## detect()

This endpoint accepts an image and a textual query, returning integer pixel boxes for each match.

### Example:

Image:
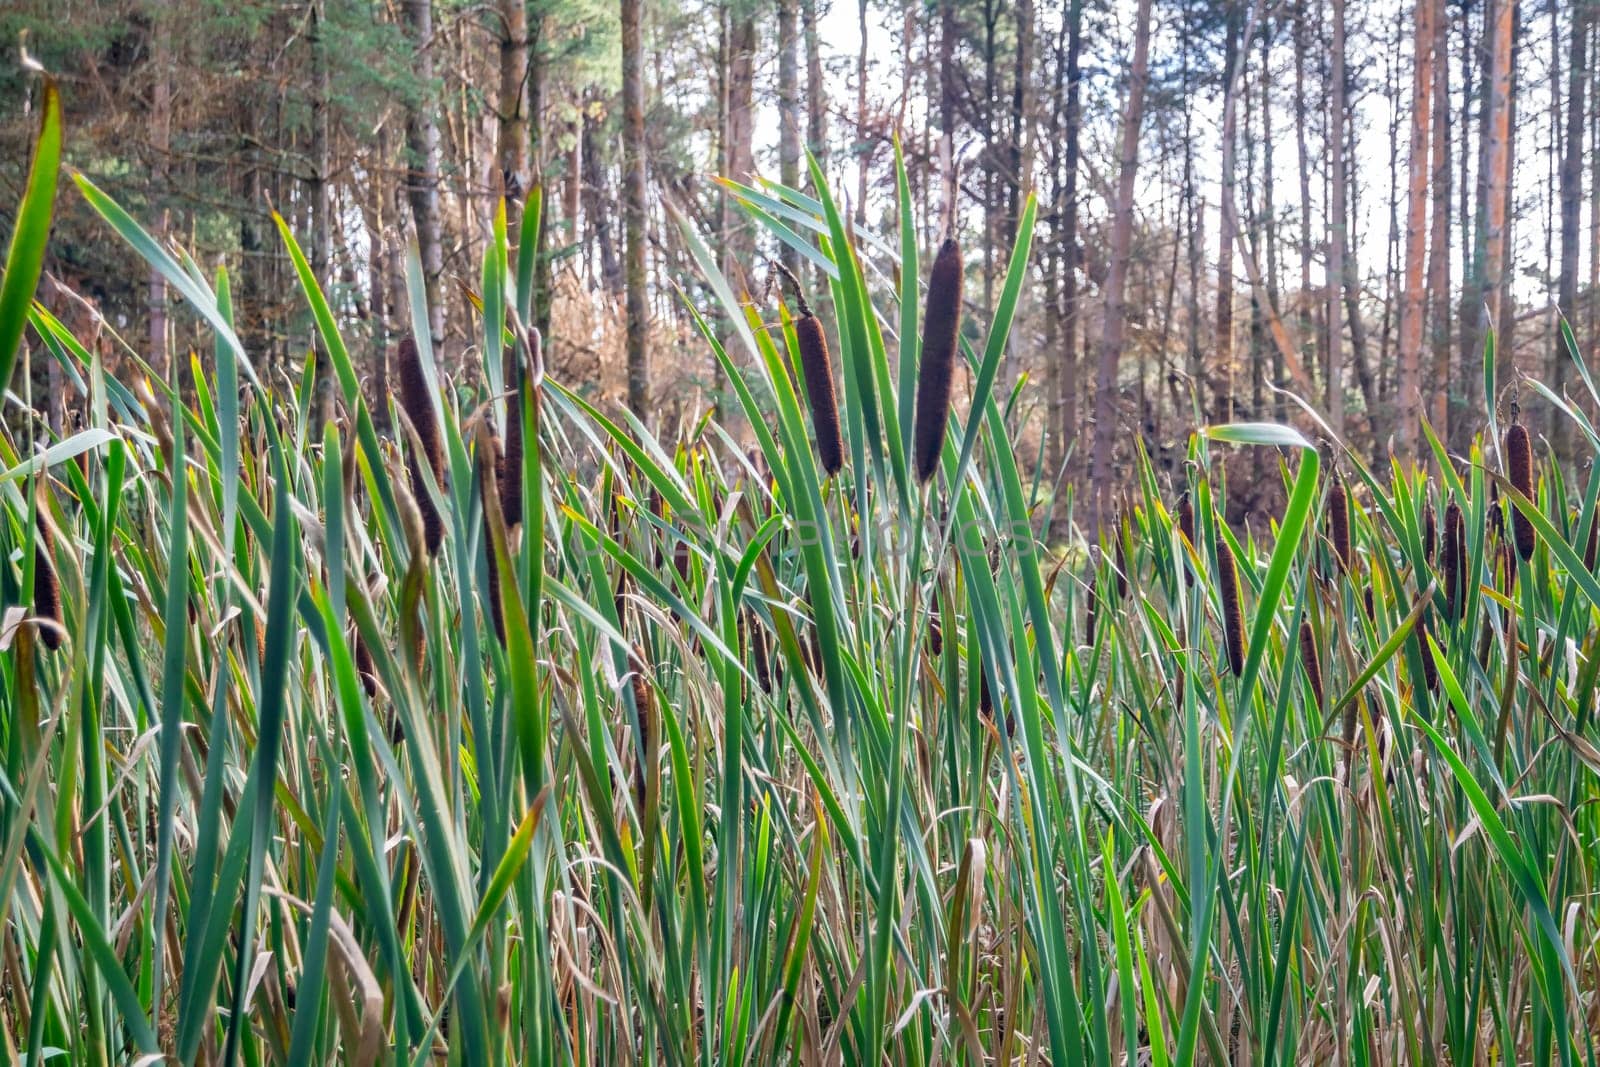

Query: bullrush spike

[395,333,446,555]
[1585,512,1599,572]
[33,513,62,651]
[477,430,507,644]
[773,261,843,477]
[1328,479,1352,576]
[1299,619,1324,709]
[1113,505,1129,602]
[1216,533,1245,676]
[1443,500,1466,622]
[794,307,844,477]
[354,630,379,699]
[1177,492,1196,586]
[629,649,656,812]
[1505,422,1536,560]
[1417,612,1439,693]
[500,330,532,527]
[913,236,963,484]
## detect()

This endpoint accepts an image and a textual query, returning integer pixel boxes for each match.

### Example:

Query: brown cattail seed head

[33,514,62,651]
[1216,534,1245,676]
[1177,492,1196,585]
[1443,500,1466,622]
[500,332,529,527]
[1505,422,1536,560]
[629,649,656,811]
[396,334,446,555]
[355,630,379,699]
[1328,480,1352,576]
[1113,511,1129,602]
[746,613,773,693]
[794,311,844,477]
[1585,513,1599,573]
[912,237,963,484]
[1084,569,1100,643]
[1417,612,1439,693]
[477,432,507,644]
[1299,619,1324,709]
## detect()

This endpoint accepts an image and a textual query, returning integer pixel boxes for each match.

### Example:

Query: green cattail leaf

[0,78,61,396]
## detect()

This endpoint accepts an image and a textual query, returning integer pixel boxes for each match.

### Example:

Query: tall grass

[3,91,1600,1065]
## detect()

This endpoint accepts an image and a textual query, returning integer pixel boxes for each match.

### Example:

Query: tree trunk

[583,103,622,294]
[1481,0,1514,406]
[402,0,445,354]
[1396,0,1434,456]
[803,0,827,164]
[622,0,650,416]
[1058,0,1083,473]
[939,0,958,222]
[1557,1,1592,452]
[1327,0,1349,435]
[496,0,529,232]
[778,0,803,279]
[856,0,871,224]
[726,14,756,289]
[1088,0,1153,531]
[148,3,171,377]
[1216,6,1240,427]
[1427,0,1452,440]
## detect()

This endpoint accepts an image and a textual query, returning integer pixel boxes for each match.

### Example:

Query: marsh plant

[4,83,1600,1066]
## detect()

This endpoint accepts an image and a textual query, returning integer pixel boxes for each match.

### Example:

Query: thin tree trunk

[583,103,622,294]
[1397,0,1434,455]
[1058,0,1083,473]
[495,0,529,234]
[778,0,802,280]
[403,0,445,353]
[1482,0,1514,404]
[149,4,171,377]
[1216,6,1240,426]
[726,14,756,289]
[1556,0,1592,453]
[939,0,958,222]
[622,0,650,415]
[1088,0,1153,531]
[1427,0,1452,440]
[1326,0,1349,434]
[855,0,870,225]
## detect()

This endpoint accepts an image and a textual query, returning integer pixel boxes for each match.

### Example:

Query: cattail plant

[1505,422,1536,560]
[1422,501,1436,565]
[1328,479,1352,576]
[354,629,379,699]
[1584,513,1599,573]
[1176,492,1196,586]
[477,430,507,644]
[775,262,843,477]
[629,648,657,813]
[32,511,62,651]
[1113,503,1129,602]
[1216,532,1245,676]
[1443,500,1466,622]
[1417,612,1439,693]
[1299,619,1324,709]
[500,331,531,527]
[395,333,447,555]
[1083,565,1100,644]
[912,236,963,484]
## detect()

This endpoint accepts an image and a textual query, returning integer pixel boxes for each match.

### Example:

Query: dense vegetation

[6,78,1600,1065]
